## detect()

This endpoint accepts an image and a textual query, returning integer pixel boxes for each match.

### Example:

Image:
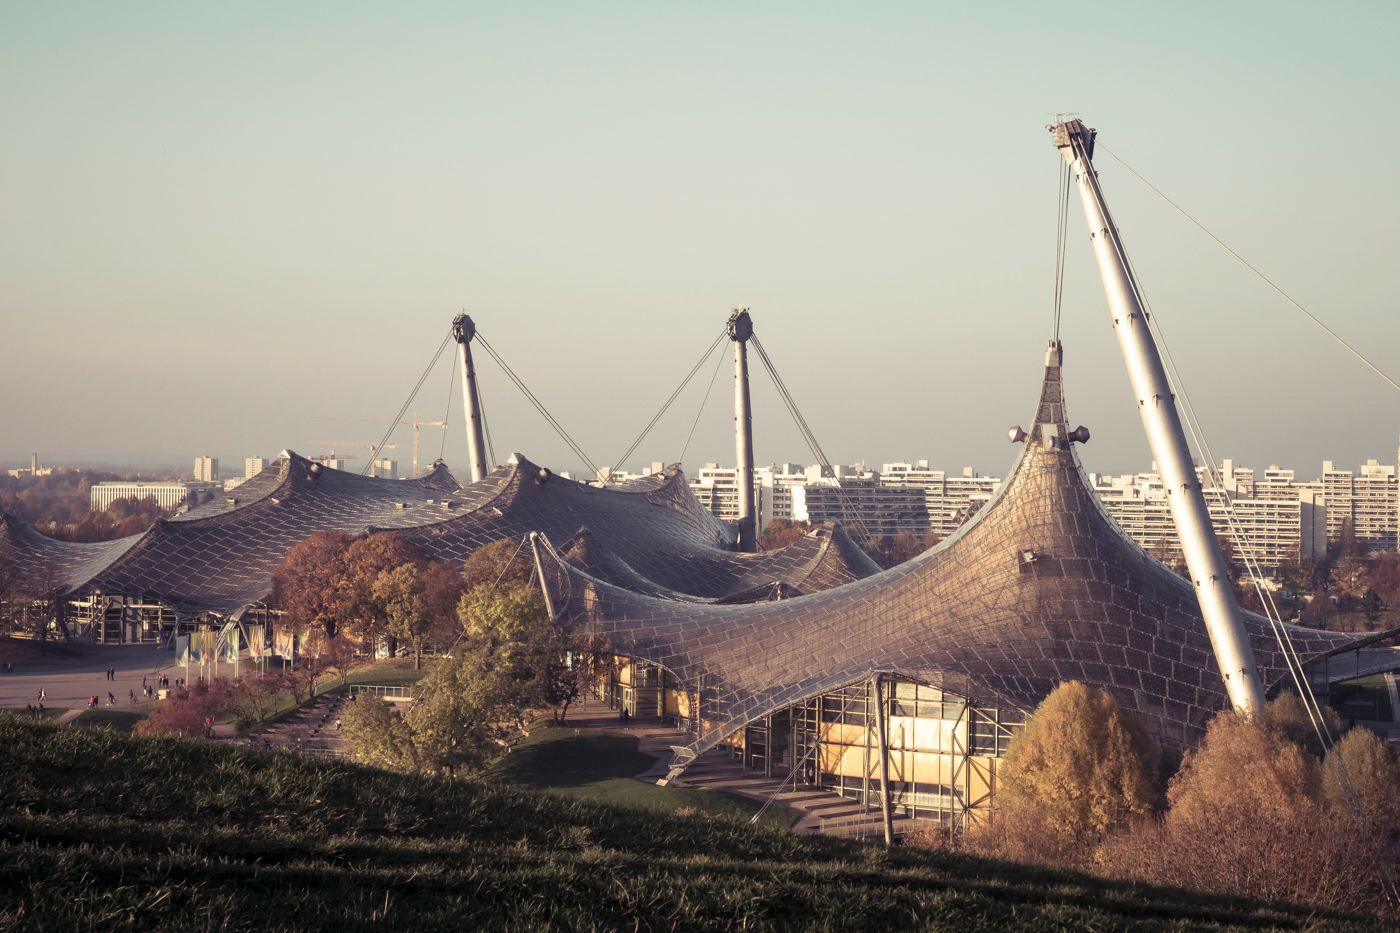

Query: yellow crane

[314,415,448,476]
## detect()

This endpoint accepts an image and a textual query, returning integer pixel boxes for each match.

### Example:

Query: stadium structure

[2,118,1394,832]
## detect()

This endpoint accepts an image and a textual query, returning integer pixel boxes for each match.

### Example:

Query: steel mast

[728,309,758,552]
[451,313,491,484]
[1050,119,1264,715]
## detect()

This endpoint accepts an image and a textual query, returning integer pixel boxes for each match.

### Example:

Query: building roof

[1,451,880,618]
[540,341,1370,763]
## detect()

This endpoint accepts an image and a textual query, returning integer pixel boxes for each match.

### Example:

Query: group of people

[21,702,45,717]
[102,667,118,681]
[86,693,115,709]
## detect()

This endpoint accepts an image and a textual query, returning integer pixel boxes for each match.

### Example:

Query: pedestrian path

[233,692,351,756]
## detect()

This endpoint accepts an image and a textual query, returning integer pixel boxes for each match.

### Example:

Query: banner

[188,630,208,664]
[299,628,320,659]
[274,629,296,659]
[246,624,266,660]
[220,624,240,663]
[175,635,190,665]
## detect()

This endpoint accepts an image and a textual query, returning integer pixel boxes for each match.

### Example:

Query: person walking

[37,688,46,702]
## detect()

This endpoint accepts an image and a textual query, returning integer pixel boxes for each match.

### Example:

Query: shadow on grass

[72,709,145,732]
[486,724,798,829]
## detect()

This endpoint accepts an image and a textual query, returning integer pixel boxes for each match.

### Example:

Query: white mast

[452,313,490,483]
[1051,119,1265,715]
[729,308,757,552]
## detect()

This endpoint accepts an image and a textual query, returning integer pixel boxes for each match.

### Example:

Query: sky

[3,2,1398,481]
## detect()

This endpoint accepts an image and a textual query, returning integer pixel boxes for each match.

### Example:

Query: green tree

[373,563,431,670]
[342,695,419,771]
[980,681,1158,867]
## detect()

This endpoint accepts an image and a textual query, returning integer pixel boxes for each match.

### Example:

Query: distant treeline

[0,470,170,542]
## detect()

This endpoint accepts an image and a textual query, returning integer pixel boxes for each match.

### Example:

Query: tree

[1323,727,1400,839]
[461,537,533,590]
[340,533,423,650]
[758,518,808,551]
[1102,700,1382,916]
[342,695,419,772]
[341,580,558,776]
[976,681,1159,868]
[374,563,432,670]
[270,531,356,638]
[135,679,229,738]
[1369,552,1400,607]
[421,559,466,653]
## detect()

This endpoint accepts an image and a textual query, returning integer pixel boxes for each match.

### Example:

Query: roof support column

[873,674,895,848]
[452,314,490,484]
[1052,119,1264,715]
[729,309,757,552]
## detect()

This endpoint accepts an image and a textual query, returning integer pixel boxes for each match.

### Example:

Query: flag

[220,624,240,662]
[299,628,320,659]
[274,629,296,659]
[175,635,190,665]
[246,624,266,660]
[188,630,206,664]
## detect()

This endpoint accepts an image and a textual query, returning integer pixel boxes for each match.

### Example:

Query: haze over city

[4,3,1397,478]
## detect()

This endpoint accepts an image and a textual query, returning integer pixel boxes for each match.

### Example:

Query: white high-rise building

[244,457,267,479]
[1321,456,1398,549]
[193,457,219,482]
[372,459,399,480]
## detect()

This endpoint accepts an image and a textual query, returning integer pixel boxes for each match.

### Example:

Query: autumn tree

[1102,699,1383,917]
[421,559,467,656]
[270,531,356,638]
[757,518,808,551]
[1323,726,1400,839]
[340,533,423,651]
[976,681,1159,868]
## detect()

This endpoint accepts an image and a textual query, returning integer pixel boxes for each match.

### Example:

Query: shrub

[973,681,1158,868]
[1101,698,1388,918]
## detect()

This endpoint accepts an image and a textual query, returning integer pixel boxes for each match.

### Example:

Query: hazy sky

[3,2,1398,480]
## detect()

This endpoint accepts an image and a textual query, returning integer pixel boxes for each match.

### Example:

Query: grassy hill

[0,714,1378,931]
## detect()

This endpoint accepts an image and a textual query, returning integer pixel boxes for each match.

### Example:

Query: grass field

[0,714,1376,931]
[487,724,797,828]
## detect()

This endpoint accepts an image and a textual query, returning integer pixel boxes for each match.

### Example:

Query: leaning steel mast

[1050,119,1265,715]
[452,313,491,484]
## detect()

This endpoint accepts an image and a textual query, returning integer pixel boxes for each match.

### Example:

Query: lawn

[487,724,798,828]
[0,714,1375,931]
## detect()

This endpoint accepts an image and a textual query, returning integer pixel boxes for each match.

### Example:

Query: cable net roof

[539,342,1370,762]
[1,452,880,618]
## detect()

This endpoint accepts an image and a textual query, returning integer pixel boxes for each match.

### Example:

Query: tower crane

[314,416,448,476]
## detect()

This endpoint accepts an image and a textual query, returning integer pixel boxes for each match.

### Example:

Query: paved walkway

[564,698,911,838]
[226,691,352,756]
[0,642,188,714]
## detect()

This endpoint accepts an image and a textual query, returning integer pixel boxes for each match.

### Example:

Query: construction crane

[314,415,448,476]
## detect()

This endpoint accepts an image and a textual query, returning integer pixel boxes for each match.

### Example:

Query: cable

[474,332,602,481]
[608,328,727,481]
[362,333,453,476]
[1052,160,1070,341]
[1099,143,1400,396]
[438,350,454,463]
[679,338,730,467]
[750,333,871,542]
